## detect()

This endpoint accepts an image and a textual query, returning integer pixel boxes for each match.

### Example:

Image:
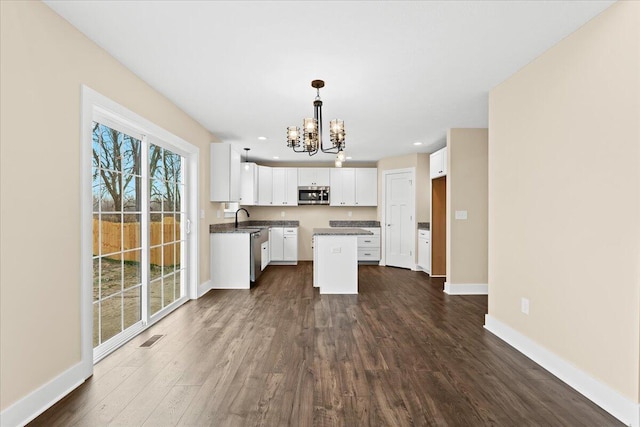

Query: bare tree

[93,122,180,222]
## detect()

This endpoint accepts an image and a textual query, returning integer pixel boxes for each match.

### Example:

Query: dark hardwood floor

[31,263,622,426]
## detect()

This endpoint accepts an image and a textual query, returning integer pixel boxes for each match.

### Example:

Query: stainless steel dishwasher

[250,229,269,282]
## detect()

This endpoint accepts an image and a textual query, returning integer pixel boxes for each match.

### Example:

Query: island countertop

[313,228,373,236]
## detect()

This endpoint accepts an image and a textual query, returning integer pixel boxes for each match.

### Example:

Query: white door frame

[380,167,416,269]
[81,86,200,376]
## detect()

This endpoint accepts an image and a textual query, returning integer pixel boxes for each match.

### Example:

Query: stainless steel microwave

[298,186,330,205]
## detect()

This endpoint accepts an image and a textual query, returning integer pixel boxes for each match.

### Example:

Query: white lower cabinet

[210,233,251,289]
[261,240,270,270]
[357,227,380,262]
[269,227,298,264]
[418,229,431,273]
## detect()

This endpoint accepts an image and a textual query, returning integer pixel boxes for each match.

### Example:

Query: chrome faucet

[235,208,250,228]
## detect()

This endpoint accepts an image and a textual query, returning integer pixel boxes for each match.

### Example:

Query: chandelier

[286,80,346,165]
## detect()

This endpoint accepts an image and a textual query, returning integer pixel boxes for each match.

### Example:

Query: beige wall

[489,0,639,401]
[446,129,488,284]
[0,1,220,410]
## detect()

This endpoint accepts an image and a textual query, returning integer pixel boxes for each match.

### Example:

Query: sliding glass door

[92,120,188,359]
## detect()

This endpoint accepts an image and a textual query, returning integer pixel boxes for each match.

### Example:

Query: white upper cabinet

[239,162,258,206]
[272,167,298,206]
[210,143,240,202]
[355,168,378,206]
[258,165,273,205]
[331,167,377,206]
[298,168,330,187]
[430,147,447,179]
[330,168,356,206]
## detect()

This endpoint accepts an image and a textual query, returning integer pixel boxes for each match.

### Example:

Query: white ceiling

[45,0,614,164]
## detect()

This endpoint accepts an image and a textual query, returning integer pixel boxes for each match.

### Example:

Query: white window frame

[81,85,200,376]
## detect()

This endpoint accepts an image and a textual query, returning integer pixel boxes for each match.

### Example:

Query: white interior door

[384,170,415,269]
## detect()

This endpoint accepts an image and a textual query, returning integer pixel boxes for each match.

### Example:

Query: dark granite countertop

[242,220,299,227]
[417,222,430,230]
[210,220,299,233]
[209,227,262,234]
[329,220,380,228]
[313,228,374,236]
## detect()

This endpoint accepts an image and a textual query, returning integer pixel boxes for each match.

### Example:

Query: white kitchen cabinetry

[270,227,298,264]
[258,166,273,205]
[358,227,380,262]
[272,168,298,206]
[418,229,431,273]
[261,240,270,270]
[355,168,378,206]
[269,227,283,260]
[330,168,356,206]
[239,162,258,206]
[298,168,330,187]
[210,143,241,202]
[330,168,377,206]
[430,147,447,179]
[210,233,251,288]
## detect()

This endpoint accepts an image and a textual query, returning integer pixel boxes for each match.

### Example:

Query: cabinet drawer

[361,227,380,235]
[358,248,380,261]
[284,228,297,235]
[418,230,430,239]
[358,235,380,248]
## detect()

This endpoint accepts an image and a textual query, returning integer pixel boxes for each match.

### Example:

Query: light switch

[348,211,352,217]
[455,210,468,220]
[281,211,285,218]
[216,209,221,219]
[200,209,205,219]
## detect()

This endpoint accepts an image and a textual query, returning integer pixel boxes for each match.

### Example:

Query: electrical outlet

[455,210,468,220]
[348,211,352,217]
[281,211,285,218]
[216,209,221,219]
[200,209,205,219]
[521,297,530,315]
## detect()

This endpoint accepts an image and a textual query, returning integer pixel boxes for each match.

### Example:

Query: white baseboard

[197,279,212,298]
[444,282,488,295]
[210,283,250,289]
[0,362,86,427]
[484,315,639,427]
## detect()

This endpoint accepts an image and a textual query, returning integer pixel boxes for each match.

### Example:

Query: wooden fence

[93,218,180,266]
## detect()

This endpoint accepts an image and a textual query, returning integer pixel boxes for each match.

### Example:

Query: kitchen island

[313,228,373,294]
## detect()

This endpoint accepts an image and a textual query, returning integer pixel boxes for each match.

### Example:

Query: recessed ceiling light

[258,136,267,140]
[413,141,423,146]
[272,156,279,159]
[346,156,353,160]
